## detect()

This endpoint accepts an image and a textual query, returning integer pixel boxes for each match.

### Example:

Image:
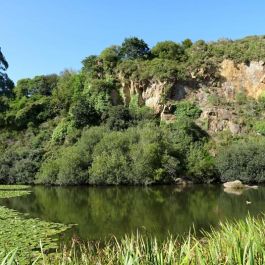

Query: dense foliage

[1,36,265,185]
[217,140,265,183]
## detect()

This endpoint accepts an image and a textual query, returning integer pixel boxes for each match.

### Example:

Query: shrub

[254,120,265,135]
[151,41,185,61]
[235,91,248,105]
[186,144,216,183]
[102,105,131,131]
[36,126,107,185]
[70,97,100,128]
[0,146,43,184]
[51,118,74,144]
[89,150,130,185]
[120,37,150,60]
[89,131,132,184]
[217,141,265,183]
[56,145,89,185]
[36,158,59,185]
[174,100,202,119]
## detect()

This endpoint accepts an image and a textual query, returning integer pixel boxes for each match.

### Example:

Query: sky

[1,0,265,83]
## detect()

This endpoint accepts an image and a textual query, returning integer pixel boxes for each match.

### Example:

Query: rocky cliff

[220,59,265,99]
[118,59,265,134]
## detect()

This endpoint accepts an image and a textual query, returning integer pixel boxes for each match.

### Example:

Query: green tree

[120,37,150,60]
[186,144,216,183]
[151,41,184,61]
[53,71,84,111]
[102,105,131,131]
[100,45,121,73]
[89,131,132,184]
[174,100,202,119]
[217,141,265,183]
[70,97,100,128]
[81,55,104,78]
[182,38,193,49]
[0,48,14,97]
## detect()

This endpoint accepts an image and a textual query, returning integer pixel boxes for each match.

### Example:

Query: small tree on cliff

[120,37,151,60]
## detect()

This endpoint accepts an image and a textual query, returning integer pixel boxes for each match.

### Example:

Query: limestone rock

[174,178,192,186]
[220,59,265,99]
[223,180,258,189]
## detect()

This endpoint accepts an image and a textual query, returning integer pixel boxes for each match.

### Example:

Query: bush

[70,97,100,128]
[51,118,74,144]
[254,120,265,135]
[174,100,202,119]
[186,144,216,183]
[36,126,107,185]
[217,141,265,183]
[151,41,185,61]
[120,37,150,60]
[102,105,131,131]
[56,145,89,185]
[0,146,43,184]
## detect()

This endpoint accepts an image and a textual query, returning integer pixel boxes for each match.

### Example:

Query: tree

[0,48,8,71]
[217,141,265,183]
[102,105,131,131]
[53,71,84,110]
[100,45,121,70]
[70,97,100,128]
[0,48,14,97]
[151,41,185,61]
[81,55,104,78]
[100,45,120,61]
[182,39,193,49]
[14,75,58,98]
[120,37,150,60]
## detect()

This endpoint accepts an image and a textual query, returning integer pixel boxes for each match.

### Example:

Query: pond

[0,185,265,242]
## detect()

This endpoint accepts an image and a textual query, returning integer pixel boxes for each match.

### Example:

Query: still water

[1,185,265,241]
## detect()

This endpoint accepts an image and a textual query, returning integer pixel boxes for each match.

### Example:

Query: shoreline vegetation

[1,36,265,186]
[36,216,265,264]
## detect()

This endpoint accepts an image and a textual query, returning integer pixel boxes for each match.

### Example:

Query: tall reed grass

[2,215,265,264]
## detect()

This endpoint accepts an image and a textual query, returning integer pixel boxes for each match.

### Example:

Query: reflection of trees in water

[2,185,265,241]
[217,188,265,221]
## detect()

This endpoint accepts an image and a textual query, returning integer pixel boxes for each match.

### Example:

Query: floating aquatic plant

[0,187,70,264]
[0,185,31,190]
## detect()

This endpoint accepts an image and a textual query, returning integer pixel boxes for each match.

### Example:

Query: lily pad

[0,189,70,264]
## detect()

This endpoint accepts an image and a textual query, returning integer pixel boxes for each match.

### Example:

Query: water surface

[1,185,265,242]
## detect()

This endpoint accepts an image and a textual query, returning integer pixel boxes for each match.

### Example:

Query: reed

[3,215,265,264]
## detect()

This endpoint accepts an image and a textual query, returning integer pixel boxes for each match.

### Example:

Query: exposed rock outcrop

[118,59,265,134]
[223,180,258,189]
[220,59,265,99]
[119,74,189,114]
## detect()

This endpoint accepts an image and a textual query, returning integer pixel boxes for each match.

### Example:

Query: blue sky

[1,0,265,83]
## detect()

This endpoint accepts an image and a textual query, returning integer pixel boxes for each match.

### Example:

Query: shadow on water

[1,185,265,242]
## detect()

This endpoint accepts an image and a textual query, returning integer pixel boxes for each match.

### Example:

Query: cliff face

[119,77,189,113]
[220,59,265,99]
[118,59,265,135]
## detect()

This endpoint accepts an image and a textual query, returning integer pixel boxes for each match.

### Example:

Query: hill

[1,36,265,185]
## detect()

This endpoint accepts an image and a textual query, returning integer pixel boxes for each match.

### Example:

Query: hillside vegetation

[1,36,265,185]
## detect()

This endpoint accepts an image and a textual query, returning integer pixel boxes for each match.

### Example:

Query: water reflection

[0,185,265,241]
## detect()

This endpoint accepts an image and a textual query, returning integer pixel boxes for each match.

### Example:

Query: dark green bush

[102,105,132,131]
[174,100,202,119]
[217,141,265,183]
[0,146,43,184]
[70,97,100,128]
